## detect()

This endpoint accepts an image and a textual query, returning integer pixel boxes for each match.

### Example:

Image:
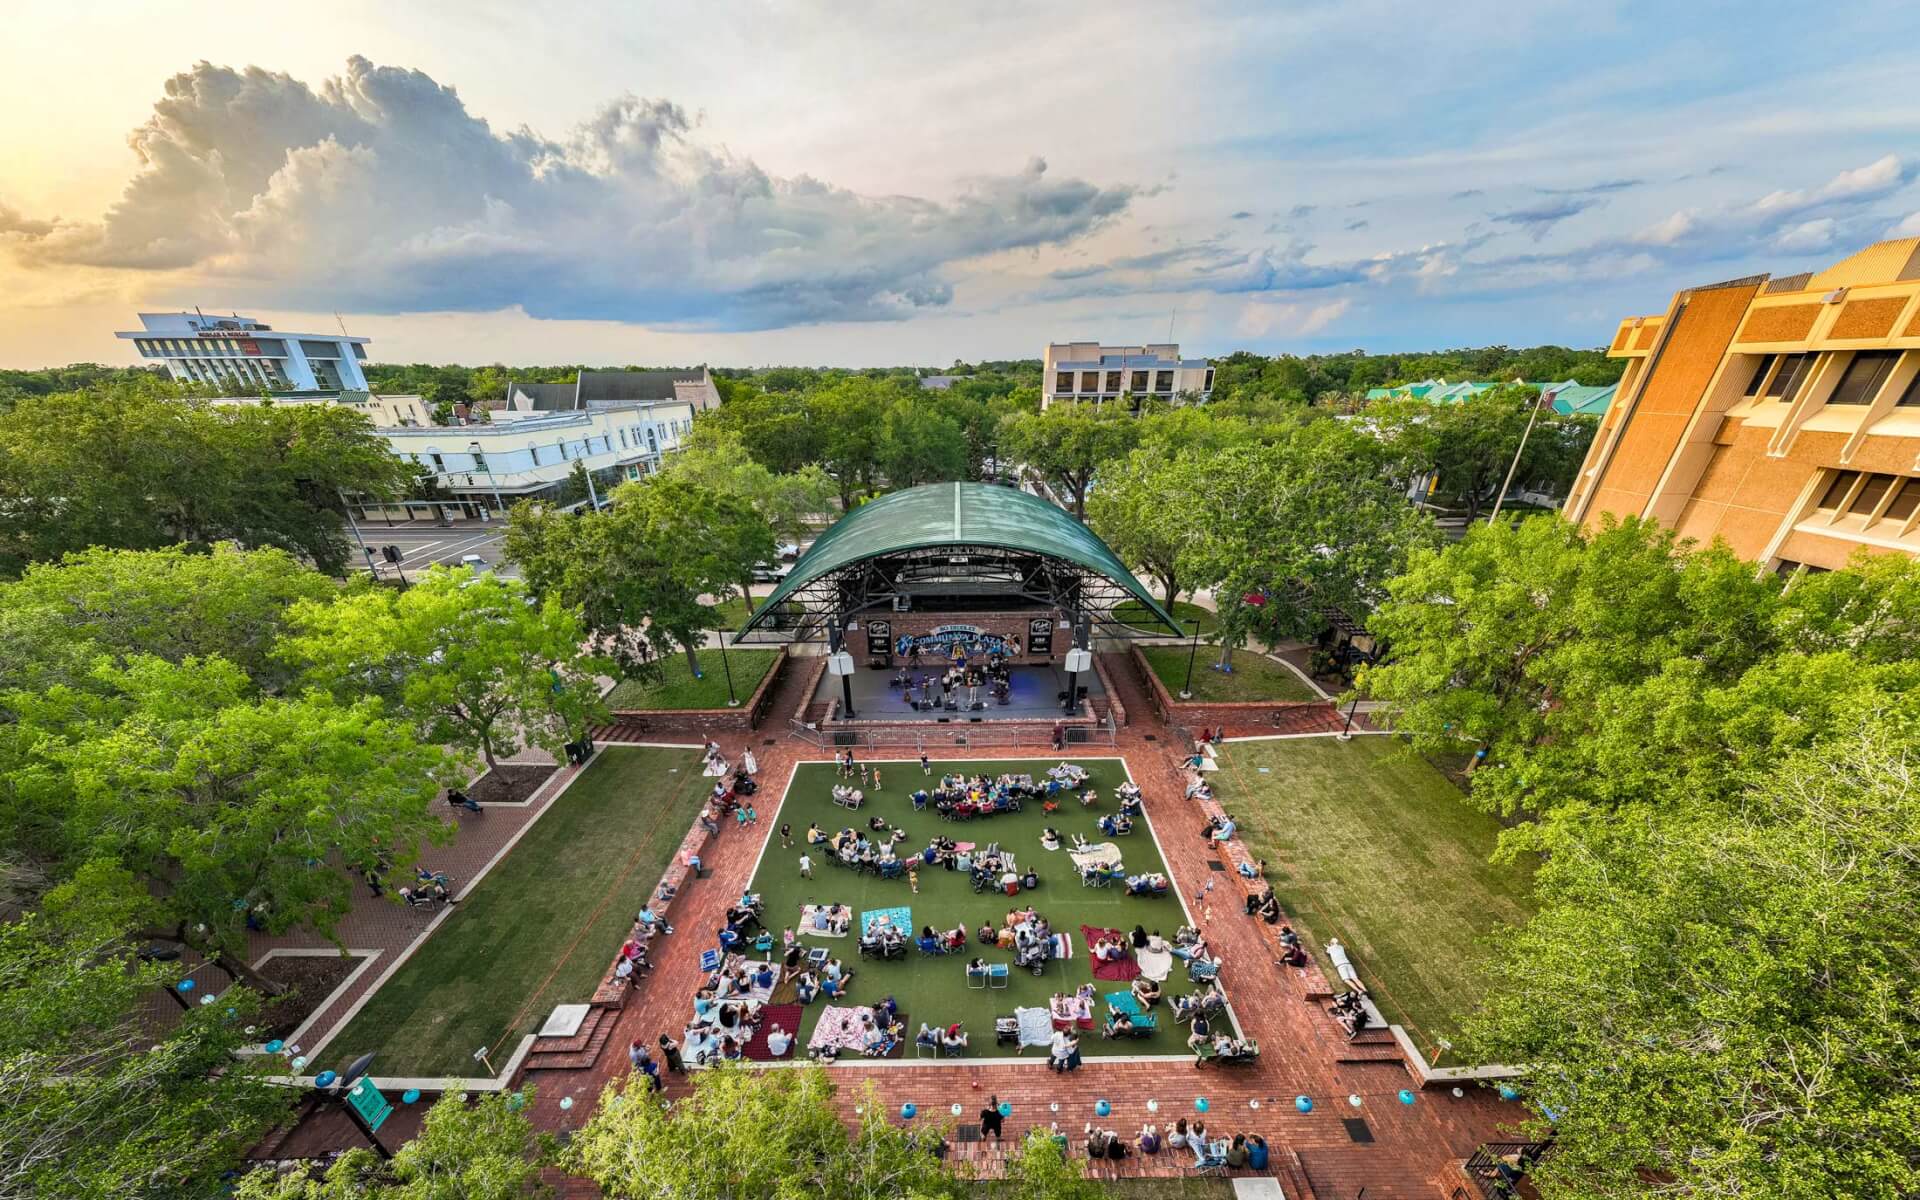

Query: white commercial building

[1040,342,1213,410]
[117,311,370,392]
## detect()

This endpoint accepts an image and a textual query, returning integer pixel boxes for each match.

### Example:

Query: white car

[459,554,489,570]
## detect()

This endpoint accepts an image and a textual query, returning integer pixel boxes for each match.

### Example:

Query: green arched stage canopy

[737,482,1181,640]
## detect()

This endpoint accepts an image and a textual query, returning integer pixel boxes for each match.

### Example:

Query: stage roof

[740,482,1180,635]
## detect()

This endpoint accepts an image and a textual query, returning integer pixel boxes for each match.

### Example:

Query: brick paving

[255,654,1522,1196]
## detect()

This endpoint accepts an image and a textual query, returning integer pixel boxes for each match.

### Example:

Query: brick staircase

[523,1003,623,1072]
[1335,1024,1406,1064]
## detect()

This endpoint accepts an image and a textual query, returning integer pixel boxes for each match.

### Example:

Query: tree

[877,397,966,488]
[281,568,610,781]
[507,477,766,677]
[0,545,336,693]
[995,407,1142,519]
[1462,728,1920,1200]
[987,1131,1106,1200]
[235,1089,551,1200]
[0,881,289,1200]
[809,378,893,508]
[1180,422,1438,657]
[1086,449,1203,613]
[663,428,834,568]
[0,382,409,577]
[566,1067,963,1200]
[17,657,452,992]
[1369,386,1593,519]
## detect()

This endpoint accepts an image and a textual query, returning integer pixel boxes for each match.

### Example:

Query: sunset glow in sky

[4,1,1919,368]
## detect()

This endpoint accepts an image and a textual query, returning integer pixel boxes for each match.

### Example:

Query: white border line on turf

[744,753,1240,1061]
[247,947,382,1053]
[1222,729,1394,743]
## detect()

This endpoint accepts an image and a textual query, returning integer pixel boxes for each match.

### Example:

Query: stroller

[1014,938,1052,976]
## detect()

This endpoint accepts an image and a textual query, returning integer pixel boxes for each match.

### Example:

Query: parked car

[750,561,794,583]
[459,554,489,570]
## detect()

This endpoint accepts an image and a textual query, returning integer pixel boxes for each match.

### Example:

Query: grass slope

[1138,646,1318,704]
[320,747,708,1077]
[745,759,1195,1058]
[1207,737,1534,1052]
[604,649,779,710]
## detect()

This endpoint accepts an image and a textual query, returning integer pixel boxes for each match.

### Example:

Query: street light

[1179,617,1202,700]
[1338,694,1360,741]
[718,629,739,707]
[337,487,383,581]
[468,441,504,514]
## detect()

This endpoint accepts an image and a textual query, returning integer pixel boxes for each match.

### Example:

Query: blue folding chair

[699,948,721,974]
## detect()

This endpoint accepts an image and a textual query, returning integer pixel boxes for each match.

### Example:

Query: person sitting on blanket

[765,1024,793,1057]
[753,963,776,990]
[1131,976,1162,1007]
[1092,936,1127,963]
[1022,866,1041,891]
[1039,827,1062,851]
[1104,1010,1136,1037]
[794,970,820,1003]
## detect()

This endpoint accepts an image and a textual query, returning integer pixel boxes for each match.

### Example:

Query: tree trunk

[1160,577,1180,614]
[216,949,291,997]
[738,579,757,624]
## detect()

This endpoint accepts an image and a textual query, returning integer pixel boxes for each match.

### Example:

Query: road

[343,519,514,579]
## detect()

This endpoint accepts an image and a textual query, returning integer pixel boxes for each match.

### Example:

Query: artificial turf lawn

[318,746,709,1077]
[743,758,1199,1058]
[1138,645,1319,703]
[604,648,779,710]
[1206,737,1536,1054]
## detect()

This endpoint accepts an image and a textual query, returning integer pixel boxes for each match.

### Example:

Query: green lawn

[751,759,1195,1058]
[604,649,780,710]
[319,747,709,1077]
[1207,737,1534,1054]
[1138,645,1318,703]
[701,597,753,630]
[1112,599,1217,636]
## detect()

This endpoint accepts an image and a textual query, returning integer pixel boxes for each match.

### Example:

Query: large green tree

[1180,421,1438,655]
[0,382,409,577]
[877,397,967,489]
[15,657,451,992]
[0,881,289,1200]
[281,568,610,781]
[995,406,1142,519]
[234,1089,551,1200]
[1369,385,1595,519]
[1464,728,1920,1200]
[566,1067,963,1200]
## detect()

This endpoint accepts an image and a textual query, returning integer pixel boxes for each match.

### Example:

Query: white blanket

[1014,1006,1055,1048]
[799,905,851,938]
[1137,945,1174,982]
[1069,842,1123,871]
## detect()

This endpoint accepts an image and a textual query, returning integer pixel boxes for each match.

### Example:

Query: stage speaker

[969,717,982,723]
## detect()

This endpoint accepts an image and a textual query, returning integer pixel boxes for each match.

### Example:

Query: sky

[4,0,1920,370]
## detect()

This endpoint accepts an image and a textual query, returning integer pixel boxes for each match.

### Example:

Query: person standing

[980,1097,1005,1140]
[920,752,931,776]
[798,852,813,879]
[871,767,882,793]
[908,866,919,894]
[743,749,758,776]
[780,822,793,849]
[658,1033,684,1074]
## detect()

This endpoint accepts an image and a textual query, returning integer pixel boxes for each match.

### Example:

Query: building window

[1848,474,1894,515]
[529,443,544,466]
[472,450,489,473]
[1079,371,1100,393]
[1742,354,1778,396]
[618,428,628,448]
[1883,478,1920,523]
[429,452,445,473]
[1130,370,1148,392]
[1897,373,1920,407]
[1817,470,1859,509]
[1155,370,1174,392]
[1765,353,1814,401]
[558,440,569,461]
[1104,370,1122,393]
[1204,369,1215,391]
[1826,351,1900,406]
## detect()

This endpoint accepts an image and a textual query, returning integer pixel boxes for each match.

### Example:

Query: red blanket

[1081,925,1141,980]
[740,1004,804,1061]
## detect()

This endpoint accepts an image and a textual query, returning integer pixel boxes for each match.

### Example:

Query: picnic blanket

[1082,925,1142,981]
[807,1005,872,1053]
[1136,941,1174,982]
[1014,1006,1055,1048]
[1068,842,1123,872]
[767,971,801,1005]
[740,1004,804,1061]
[736,961,781,1004]
[1050,992,1094,1029]
[681,1026,722,1069]
[799,904,851,937]
[859,905,912,936]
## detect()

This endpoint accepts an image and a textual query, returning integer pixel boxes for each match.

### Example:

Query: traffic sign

[347,1078,393,1132]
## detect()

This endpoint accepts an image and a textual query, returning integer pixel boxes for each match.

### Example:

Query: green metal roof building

[1363,378,1616,416]
[738,482,1180,641]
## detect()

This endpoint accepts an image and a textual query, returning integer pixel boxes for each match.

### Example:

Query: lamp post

[1179,617,1202,700]
[468,441,504,514]
[337,487,383,581]
[718,629,739,707]
[1338,694,1360,741]
[827,617,857,719]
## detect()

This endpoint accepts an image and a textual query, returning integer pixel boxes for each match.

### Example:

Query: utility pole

[1488,394,1545,525]
[337,488,383,580]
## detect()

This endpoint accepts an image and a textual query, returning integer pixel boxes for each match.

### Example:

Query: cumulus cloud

[1886,210,1920,238]
[1750,153,1907,217]
[1234,296,1351,338]
[1773,217,1837,253]
[7,58,1134,329]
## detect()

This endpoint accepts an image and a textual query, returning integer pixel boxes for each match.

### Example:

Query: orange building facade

[1564,239,1920,572]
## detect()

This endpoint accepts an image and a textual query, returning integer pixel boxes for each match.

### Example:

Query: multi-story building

[1564,238,1920,571]
[1040,342,1212,410]
[117,311,369,392]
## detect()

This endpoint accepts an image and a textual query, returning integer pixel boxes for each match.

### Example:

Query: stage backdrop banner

[865,619,892,658]
[1027,617,1055,657]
